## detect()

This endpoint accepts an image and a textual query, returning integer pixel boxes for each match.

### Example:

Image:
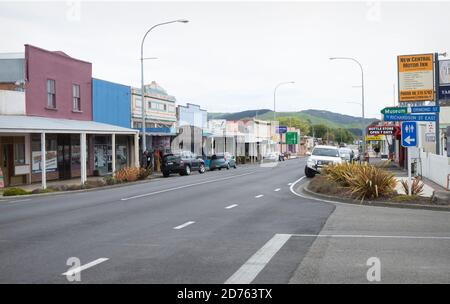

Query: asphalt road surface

[0,157,449,283]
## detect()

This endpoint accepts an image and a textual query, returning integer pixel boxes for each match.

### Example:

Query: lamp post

[140,19,188,152]
[273,81,294,154]
[330,57,365,161]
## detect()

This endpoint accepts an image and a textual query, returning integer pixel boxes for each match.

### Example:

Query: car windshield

[312,148,339,157]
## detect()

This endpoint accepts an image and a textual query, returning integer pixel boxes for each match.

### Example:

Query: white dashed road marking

[225,234,292,284]
[225,204,238,209]
[62,258,109,276]
[274,188,281,192]
[255,195,264,198]
[173,221,196,230]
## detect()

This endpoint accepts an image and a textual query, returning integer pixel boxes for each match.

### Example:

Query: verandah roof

[0,115,138,135]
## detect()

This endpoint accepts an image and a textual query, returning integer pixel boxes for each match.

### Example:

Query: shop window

[14,142,25,165]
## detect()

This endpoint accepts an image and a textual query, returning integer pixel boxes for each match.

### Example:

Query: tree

[277,116,310,135]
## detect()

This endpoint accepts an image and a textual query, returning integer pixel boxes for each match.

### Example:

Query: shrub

[3,187,30,196]
[104,176,117,185]
[323,162,397,200]
[400,177,424,196]
[138,167,152,180]
[114,167,148,183]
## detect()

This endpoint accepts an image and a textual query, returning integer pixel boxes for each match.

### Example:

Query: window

[47,79,56,108]
[72,84,81,111]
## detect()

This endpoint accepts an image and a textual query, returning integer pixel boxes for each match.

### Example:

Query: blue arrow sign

[384,114,437,122]
[411,106,440,113]
[401,122,417,147]
[276,126,288,134]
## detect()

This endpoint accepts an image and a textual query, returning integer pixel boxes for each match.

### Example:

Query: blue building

[92,78,131,128]
[92,78,135,174]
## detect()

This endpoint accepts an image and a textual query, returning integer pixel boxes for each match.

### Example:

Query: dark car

[162,151,206,177]
[209,152,237,170]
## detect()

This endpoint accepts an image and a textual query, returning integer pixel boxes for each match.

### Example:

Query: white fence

[418,150,450,189]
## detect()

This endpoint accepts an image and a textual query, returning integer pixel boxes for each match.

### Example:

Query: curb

[0,176,162,201]
[297,179,450,212]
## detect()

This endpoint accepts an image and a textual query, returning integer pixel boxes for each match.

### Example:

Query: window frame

[46,79,56,109]
[72,84,81,112]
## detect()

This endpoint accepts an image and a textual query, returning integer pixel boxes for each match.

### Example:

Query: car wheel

[304,167,316,178]
[218,167,222,171]
[163,171,170,178]
[234,164,237,169]
[199,164,205,174]
[226,163,230,170]
[184,165,191,176]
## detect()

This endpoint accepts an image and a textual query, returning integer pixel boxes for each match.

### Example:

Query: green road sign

[381,107,407,115]
[285,132,298,145]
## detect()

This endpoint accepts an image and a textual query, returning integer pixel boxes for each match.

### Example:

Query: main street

[1,157,449,283]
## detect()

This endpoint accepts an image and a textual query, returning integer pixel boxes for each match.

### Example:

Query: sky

[1,1,449,120]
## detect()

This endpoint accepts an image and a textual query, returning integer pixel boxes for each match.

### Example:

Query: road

[0,157,449,283]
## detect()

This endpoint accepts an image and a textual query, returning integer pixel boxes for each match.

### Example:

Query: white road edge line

[225,204,238,209]
[274,188,281,192]
[255,194,264,198]
[225,234,292,284]
[291,234,450,240]
[121,171,256,201]
[173,221,196,230]
[62,258,109,276]
[5,199,32,204]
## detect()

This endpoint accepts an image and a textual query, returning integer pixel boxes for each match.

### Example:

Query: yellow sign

[366,135,385,141]
[398,54,434,102]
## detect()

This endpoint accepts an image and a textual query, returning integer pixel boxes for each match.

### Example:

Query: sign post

[401,121,418,196]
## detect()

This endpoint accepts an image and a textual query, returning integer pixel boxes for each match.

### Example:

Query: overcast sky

[1,1,449,119]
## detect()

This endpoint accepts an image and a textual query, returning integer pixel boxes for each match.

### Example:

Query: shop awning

[0,115,139,135]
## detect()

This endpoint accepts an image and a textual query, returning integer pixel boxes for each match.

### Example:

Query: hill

[208,109,378,134]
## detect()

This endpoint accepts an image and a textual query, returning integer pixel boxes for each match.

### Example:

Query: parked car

[264,152,279,162]
[304,145,343,178]
[209,152,237,170]
[162,151,206,177]
[339,147,354,162]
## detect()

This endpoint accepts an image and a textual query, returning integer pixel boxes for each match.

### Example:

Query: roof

[0,115,138,134]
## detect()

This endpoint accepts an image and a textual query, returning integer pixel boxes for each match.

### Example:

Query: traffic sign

[384,114,437,122]
[410,106,440,113]
[381,107,407,115]
[276,126,287,134]
[401,122,417,147]
[285,132,298,145]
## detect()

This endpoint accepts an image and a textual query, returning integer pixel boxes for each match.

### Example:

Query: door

[57,135,71,180]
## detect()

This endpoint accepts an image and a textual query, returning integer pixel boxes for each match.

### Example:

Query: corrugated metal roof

[0,115,138,134]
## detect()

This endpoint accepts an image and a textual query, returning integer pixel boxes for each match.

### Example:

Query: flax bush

[323,162,397,200]
[114,167,147,183]
[400,177,424,196]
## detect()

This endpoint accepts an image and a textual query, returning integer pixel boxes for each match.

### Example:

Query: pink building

[0,45,139,189]
[24,45,92,120]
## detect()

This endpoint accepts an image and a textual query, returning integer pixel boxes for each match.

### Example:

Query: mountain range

[208,109,378,132]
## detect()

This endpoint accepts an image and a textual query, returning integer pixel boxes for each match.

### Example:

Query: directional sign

[381,107,407,115]
[411,106,440,113]
[276,126,287,134]
[401,122,417,147]
[285,132,298,145]
[384,114,437,122]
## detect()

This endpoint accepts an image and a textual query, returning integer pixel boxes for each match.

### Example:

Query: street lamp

[273,81,294,154]
[140,19,188,152]
[330,57,365,161]
[273,81,295,122]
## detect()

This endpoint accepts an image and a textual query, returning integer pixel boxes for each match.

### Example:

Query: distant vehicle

[305,145,343,178]
[264,152,279,162]
[339,147,354,162]
[209,152,237,170]
[162,151,205,177]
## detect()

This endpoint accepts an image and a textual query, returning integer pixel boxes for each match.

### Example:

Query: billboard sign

[398,54,434,102]
[439,60,450,85]
[367,126,395,136]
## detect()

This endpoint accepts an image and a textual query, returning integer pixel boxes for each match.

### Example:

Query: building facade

[131,81,177,154]
[0,45,138,189]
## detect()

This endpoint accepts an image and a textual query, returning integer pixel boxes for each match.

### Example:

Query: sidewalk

[369,157,450,203]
